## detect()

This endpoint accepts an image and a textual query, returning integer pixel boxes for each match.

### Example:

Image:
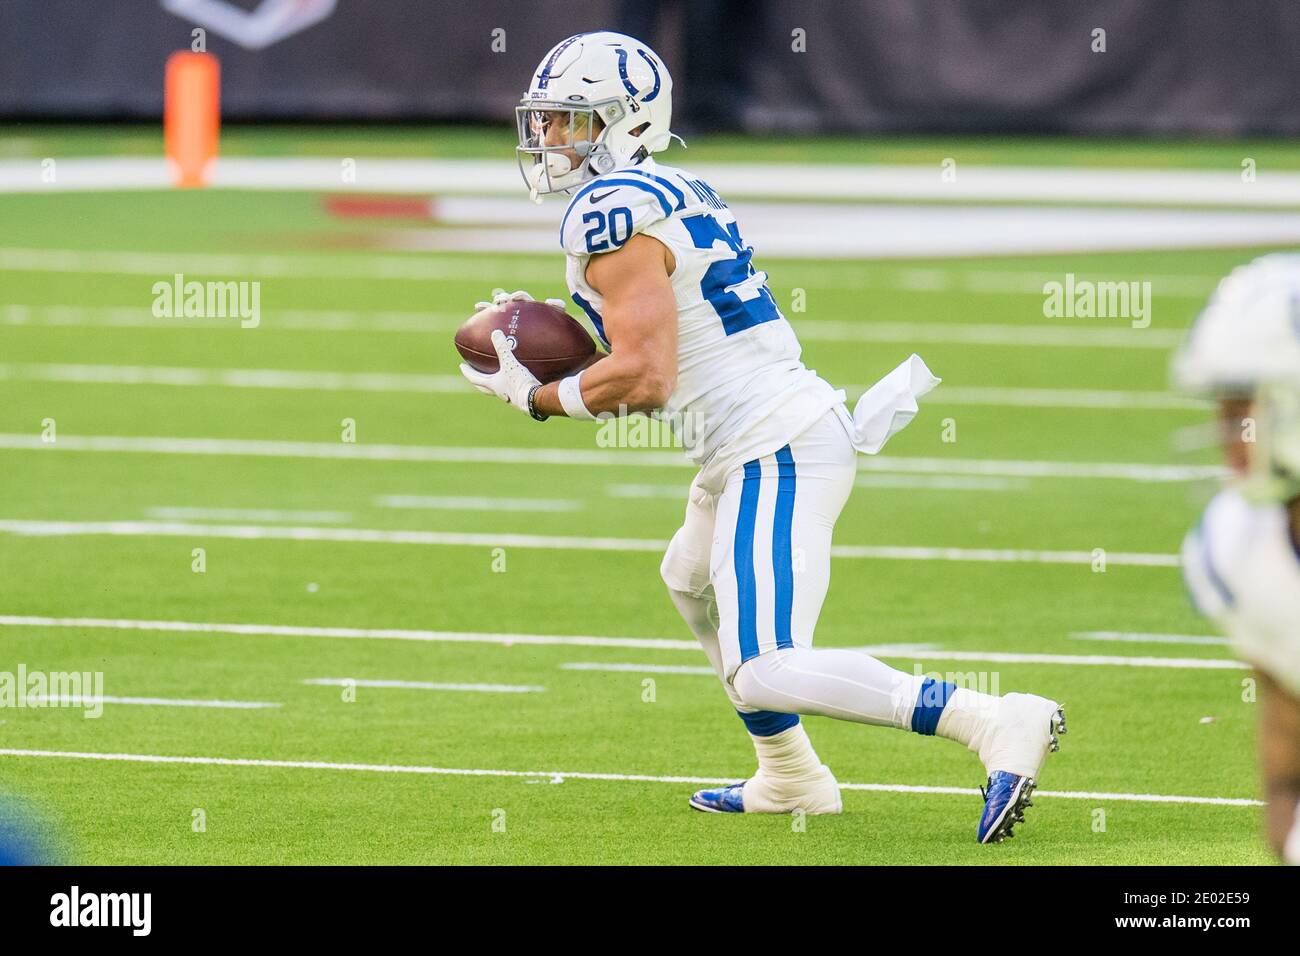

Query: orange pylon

[164,51,220,188]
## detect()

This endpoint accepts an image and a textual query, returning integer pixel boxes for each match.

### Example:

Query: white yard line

[374,494,582,513]
[561,662,717,675]
[606,484,689,499]
[614,475,1028,494]
[0,519,1180,567]
[561,647,938,674]
[0,616,1234,668]
[855,455,1222,483]
[797,320,1185,349]
[0,303,462,332]
[0,363,466,394]
[146,506,352,523]
[1071,631,1230,646]
[933,386,1205,411]
[0,244,1233,284]
[303,678,543,693]
[899,649,1243,670]
[853,474,1029,492]
[0,432,1228,483]
[0,363,1204,412]
[23,695,280,709]
[0,246,557,282]
[1,303,1189,348]
[0,614,702,650]
[0,747,1261,807]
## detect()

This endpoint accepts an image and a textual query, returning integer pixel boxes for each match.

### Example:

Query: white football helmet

[1173,252,1300,502]
[516,31,675,202]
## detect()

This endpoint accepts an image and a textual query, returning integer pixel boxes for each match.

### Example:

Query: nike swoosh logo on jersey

[589,189,617,203]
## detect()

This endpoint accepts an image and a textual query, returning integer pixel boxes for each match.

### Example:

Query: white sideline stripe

[0,363,1204,412]
[0,433,1228,483]
[303,678,543,693]
[146,506,352,523]
[5,157,1300,209]
[1071,631,1230,647]
[0,616,1231,668]
[374,494,582,513]
[0,615,701,651]
[0,748,1261,807]
[0,519,1180,567]
[0,303,1187,349]
[24,695,280,709]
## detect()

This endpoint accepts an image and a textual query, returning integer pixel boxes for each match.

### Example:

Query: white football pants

[662,408,930,736]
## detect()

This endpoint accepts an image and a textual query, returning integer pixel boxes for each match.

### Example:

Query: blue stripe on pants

[772,445,796,650]
[734,458,762,663]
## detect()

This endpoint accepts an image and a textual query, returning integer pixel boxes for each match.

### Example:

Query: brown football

[454,299,597,383]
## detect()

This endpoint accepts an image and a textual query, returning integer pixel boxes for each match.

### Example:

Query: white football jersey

[560,158,843,489]
[1182,488,1300,696]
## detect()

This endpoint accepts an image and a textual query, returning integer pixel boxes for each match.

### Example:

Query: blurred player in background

[1175,254,1300,864]
[461,31,1066,843]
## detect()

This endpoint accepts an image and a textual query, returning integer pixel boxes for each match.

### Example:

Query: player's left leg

[661,473,840,814]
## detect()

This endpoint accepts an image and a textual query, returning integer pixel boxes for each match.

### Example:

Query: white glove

[459,329,546,420]
[475,289,569,312]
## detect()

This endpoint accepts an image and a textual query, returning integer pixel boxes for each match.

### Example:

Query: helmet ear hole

[628,122,650,138]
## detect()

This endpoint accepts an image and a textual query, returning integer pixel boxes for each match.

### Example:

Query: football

[454,299,597,383]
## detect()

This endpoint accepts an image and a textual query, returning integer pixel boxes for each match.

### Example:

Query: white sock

[734,646,925,729]
[935,686,1002,754]
[751,723,824,781]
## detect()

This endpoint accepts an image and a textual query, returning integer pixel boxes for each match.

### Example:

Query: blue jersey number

[582,207,634,254]
[682,214,781,336]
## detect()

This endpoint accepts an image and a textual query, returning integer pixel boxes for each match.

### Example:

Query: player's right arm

[532,233,677,417]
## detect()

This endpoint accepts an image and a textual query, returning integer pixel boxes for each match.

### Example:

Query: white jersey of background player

[1173,253,1300,863]
[460,31,1065,843]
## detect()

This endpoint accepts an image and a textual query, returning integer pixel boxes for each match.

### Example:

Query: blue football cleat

[977,771,1036,844]
[689,782,747,813]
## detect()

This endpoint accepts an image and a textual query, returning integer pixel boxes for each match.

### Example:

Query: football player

[460,31,1065,843]
[1174,253,1300,863]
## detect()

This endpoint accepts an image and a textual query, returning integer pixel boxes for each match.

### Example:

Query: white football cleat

[978,692,1066,780]
[972,693,1066,843]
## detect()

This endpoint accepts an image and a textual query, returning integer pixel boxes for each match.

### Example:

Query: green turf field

[0,126,1285,864]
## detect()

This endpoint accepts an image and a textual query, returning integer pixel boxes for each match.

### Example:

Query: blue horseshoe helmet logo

[616,47,661,102]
